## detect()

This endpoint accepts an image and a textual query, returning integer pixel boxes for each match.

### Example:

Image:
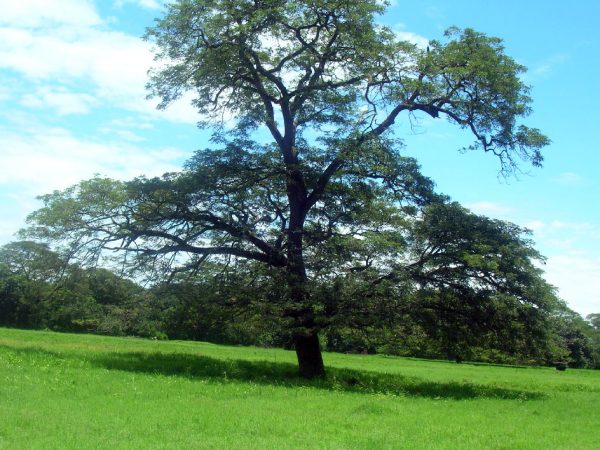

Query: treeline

[1,240,598,369]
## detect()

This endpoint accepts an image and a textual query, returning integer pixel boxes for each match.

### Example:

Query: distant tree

[0,263,27,327]
[551,308,595,368]
[62,266,161,337]
[0,241,157,335]
[587,314,600,368]
[23,0,548,377]
[0,241,67,328]
[587,314,600,330]
[153,262,287,346]
[0,241,66,283]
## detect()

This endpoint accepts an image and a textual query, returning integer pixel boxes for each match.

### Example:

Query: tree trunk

[294,332,325,378]
[282,139,325,378]
[286,220,325,378]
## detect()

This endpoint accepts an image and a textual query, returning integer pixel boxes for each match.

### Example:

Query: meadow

[0,327,598,449]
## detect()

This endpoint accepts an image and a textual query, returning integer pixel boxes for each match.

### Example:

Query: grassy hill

[1,327,599,449]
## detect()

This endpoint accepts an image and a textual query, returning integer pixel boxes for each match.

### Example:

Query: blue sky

[0,0,598,316]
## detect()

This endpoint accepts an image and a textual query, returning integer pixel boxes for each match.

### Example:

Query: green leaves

[407,28,547,172]
[147,0,549,183]
[18,1,557,375]
[409,201,544,290]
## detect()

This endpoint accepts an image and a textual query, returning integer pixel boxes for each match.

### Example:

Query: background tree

[0,241,67,328]
[0,241,160,336]
[549,308,595,368]
[586,314,600,368]
[23,0,549,378]
[0,263,29,327]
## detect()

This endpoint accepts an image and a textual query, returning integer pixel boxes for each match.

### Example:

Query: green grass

[1,328,599,449]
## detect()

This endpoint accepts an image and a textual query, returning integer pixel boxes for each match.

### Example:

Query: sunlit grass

[1,327,599,449]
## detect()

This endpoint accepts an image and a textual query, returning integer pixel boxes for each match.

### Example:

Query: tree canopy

[23,0,550,378]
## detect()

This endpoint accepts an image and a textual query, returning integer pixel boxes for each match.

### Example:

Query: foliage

[22,0,551,377]
[0,242,159,337]
[586,313,600,368]
[297,202,567,364]
[403,202,561,362]
[550,308,598,368]
[3,236,599,368]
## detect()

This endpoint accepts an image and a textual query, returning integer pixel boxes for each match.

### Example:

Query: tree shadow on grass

[401,356,531,370]
[90,350,544,401]
[0,344,544,400]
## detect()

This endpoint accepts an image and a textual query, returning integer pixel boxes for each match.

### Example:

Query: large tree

[24,0,548,378]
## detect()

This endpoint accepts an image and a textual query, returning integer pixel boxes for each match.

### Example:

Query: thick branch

[126,228,287,267]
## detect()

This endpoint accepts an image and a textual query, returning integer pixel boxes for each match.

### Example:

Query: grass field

[1,327,599,449]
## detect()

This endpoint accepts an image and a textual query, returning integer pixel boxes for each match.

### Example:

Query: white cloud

[524,220,546,232]
[526,54,570,80]
[549,220,593,232]
[114,0,164,9]
[21,87,97,116]
[393,23,429,49]
[0,125,187,199]
[0,219,22,244]
[554,172,585,186]
[544,254,600,316]
[521,218,600,315]
[0,27,149,103]
[0,90,9,102]
[464,201,513,218]
[100,128,146,142]
[0,78,14,101]
[395,31,429,49]
[102,116,155,131]
[0,0,101,28]
[0,10,199,124]
[460,202,600,316]
[0,195,40,245]
[0,1,200,247]
[525,219,597,235]
[0,101,192,246]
